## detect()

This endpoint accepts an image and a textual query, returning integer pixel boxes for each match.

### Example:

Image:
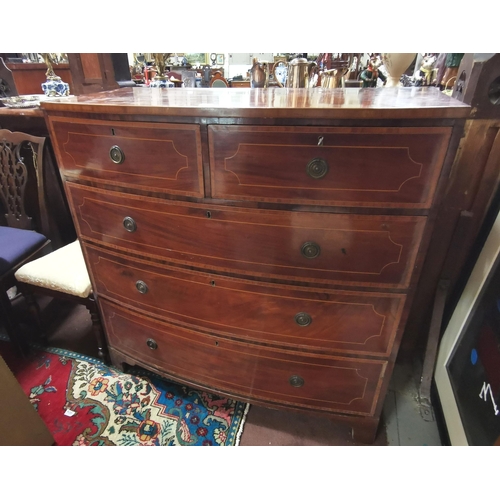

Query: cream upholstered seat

[14,239,107,361]
[15,240,91,298]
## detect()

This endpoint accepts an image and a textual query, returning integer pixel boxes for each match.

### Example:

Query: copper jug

[286,58,318,88]
[250,58,268,88]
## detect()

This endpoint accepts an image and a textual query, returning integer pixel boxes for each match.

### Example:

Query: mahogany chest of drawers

[42,87,469,443]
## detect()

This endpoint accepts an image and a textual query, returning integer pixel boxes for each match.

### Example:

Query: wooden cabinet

[5,62,73,96]
[67,54,119,95]
[42,87,469,443]
[228,80,251,88]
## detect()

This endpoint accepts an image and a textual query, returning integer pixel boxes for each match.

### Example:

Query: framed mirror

[273,61,288,87]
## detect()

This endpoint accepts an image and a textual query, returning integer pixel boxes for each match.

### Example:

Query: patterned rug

[0,338,249,446]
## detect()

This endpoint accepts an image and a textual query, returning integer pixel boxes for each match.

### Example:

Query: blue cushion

[0,226,48,277]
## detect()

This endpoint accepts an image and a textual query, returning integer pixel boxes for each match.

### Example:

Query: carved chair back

[0,129,50,237]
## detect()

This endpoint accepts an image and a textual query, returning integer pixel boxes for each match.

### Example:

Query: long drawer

[101,300,387,416]
[208,125,451,208]
[85,243,406,356]
[47,116,204,197]
[69,183,426,289]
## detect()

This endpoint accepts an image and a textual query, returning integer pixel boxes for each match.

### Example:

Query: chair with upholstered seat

[0,130,51,354]
[0,128,106,361]
[209,71,229,88]
[14,239,107,361]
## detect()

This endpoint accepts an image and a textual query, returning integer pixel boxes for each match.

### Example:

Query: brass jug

[320,67,349,89]
[286,58,318,88]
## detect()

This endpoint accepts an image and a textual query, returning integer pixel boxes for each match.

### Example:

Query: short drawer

[208,125,451,208]
[101,300,387,416]
[47,116,204,197]
[69,183,425,289]
[85,244,406,356]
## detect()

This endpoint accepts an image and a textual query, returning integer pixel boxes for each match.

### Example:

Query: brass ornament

[109,145,125,164]
[146,338,158,350]
[295,312,312,327]
[136,280,149,294]
[301,242,321,259]
[123,217,137,233]
[306,158,329,179]
[289,375,305,388]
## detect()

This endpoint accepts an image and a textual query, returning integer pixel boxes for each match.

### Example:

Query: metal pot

[286,58,318,88]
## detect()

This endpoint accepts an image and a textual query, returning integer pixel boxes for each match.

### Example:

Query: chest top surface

[40,86,470,120]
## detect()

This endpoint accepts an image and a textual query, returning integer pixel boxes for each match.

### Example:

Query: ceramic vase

[150,77,174,88]
[41,76,70,97]
[381,53,416,87]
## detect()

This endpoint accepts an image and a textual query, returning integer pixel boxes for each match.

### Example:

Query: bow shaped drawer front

[102,299,387,417]
[85,243,406,357]
[69,183,425,289]
[209,125,451,208]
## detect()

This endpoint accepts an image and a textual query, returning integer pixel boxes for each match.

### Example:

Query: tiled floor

[2,296,447,446]
[382,359,443,446]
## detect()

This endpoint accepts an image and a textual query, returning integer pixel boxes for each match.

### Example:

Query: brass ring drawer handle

[295,312,312,327]
[301,241,321,259]
[146,338,158,350]
[109,145,125,164]
[306,157,328,179]
[136,280,149,294]
[123,216,137,233]
[289,375,304,388]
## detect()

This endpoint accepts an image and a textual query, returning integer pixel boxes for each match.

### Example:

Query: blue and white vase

[41,76,70,97]
[150,77,174,88]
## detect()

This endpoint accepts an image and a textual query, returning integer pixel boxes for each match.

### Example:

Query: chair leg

[86,298,107,363]
[23,290,48,344]
[0,290,29,357]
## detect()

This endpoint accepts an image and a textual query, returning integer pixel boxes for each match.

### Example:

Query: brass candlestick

[40,53,58,79]
[152,53,172,80]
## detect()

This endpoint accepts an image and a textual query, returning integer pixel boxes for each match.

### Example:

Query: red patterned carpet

[0,337,248,446]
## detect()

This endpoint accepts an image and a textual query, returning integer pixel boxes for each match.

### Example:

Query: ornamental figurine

[360,55,387,88]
